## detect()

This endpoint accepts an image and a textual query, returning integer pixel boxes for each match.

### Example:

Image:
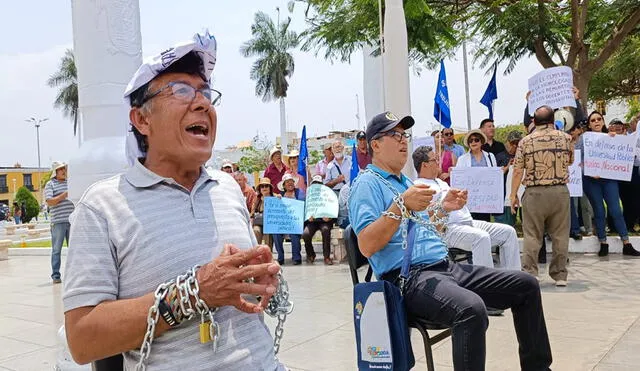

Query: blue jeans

[51,222,70,279]
[570,197,581,235]
[273,234,302,263]
[582,177,628,242]
[14,216,21,224]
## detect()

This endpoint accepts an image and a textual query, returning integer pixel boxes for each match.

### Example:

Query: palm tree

[240,10,300,152]
[47,49,79,135]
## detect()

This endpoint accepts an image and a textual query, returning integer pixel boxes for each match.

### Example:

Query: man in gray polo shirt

[44,161,74,284]
[63,31,284,370]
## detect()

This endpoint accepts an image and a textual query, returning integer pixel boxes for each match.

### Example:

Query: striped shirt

[44,178,74,223]
[63,160,284,371]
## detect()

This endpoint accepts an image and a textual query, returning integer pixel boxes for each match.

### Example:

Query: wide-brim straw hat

[257,177,273,189]
[277,173,298,192]
[463,129,488,146]
[50,161,67,179]
[269,146,282,160]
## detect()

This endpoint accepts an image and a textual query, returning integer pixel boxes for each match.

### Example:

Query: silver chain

[264,271,294,356]
[361,169,448,237]
[136,283,170,371]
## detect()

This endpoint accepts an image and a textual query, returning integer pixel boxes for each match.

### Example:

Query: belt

[380,259,449,283]
[524,183,566,188]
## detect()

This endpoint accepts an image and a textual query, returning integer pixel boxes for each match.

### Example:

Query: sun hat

[50,161,67,179]
[269,146,282,160]
[258,177,273,189]
[463,129,487,146]
[311,174,323,184]
[277,173,298,192]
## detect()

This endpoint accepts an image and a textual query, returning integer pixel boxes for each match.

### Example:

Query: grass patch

[11,240,68,248]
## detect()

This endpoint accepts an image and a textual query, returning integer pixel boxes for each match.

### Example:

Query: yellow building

[0,165,50,207]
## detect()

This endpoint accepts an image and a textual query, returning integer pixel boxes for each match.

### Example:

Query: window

[23,174,34,191]
[0,175,7,193]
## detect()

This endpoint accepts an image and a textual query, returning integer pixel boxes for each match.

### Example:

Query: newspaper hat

[277,173,298,191]
[554,109,575,132]
[123,30,217,99]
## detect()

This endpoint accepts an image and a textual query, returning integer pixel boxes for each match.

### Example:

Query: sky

[0,0,545,168]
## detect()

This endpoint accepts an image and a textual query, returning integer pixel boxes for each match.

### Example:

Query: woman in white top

[456,129,498,222]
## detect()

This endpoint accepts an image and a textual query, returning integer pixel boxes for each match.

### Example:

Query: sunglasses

[468,137,482,144]
[443,132,454,137]
[590,117,603,123]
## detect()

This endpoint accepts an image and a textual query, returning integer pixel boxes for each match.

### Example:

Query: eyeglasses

[142,81,222,106]
[590,117,603,123]
[443,132,454,137]
[375,130,412,142]
[509,140,520,146]
[468,137,482,144]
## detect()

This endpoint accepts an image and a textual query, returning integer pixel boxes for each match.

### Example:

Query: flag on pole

[433,60,451,128]
[298,125,309,183]
[480,64,498,120]
[350,142,359,185]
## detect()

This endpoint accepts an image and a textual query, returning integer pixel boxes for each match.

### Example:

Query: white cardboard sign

[583,132,636,181]
[528,66,576,114]
[451,167,504,213]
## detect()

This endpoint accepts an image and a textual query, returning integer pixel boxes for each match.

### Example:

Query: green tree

[47,49,79,135]
[295,1,640,106]
[14,187,39,223]
[624,97,640,121]
[589,35,640,101]
[308,149,323,166]
[238,133,273,174]
[240,11,301,152]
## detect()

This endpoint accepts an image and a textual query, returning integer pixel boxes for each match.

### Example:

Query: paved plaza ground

[1,253,640,370]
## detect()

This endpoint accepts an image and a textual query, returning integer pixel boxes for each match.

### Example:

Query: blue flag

[480,64,498,120]
[433,60,451,128]
[350,142,359,185]
[298,125,309,183]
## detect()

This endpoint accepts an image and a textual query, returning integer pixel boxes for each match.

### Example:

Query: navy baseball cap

[356,131,366,140]
[365,111,415,142]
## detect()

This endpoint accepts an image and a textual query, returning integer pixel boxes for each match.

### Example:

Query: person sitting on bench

[412,145,522,271]
[349,111,552,371]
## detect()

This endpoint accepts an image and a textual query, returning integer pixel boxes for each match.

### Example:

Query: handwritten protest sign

[305,184,339,220]
[504,166,525,207]
[568,150,582,197]
[583,132,636,181]
[263,197,305,235]
[451,167,504,213]
[413,136,436,150]
[528,66,576,114]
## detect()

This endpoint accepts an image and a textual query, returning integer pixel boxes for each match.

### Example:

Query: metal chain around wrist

[136,282,171,371]
[265,271,294,357]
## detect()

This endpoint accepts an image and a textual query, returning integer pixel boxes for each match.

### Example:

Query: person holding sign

[250,177,275,251]
[413,146,521,271]
[456,129,498,222]
[350,111,552,371]
[302,175,335,265]
[574,111,640,257]
[511,106,574,286]
[273,174,306,265]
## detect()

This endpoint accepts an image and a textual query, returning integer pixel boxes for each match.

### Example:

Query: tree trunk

[279,98,288,152]
[573,71,591,115]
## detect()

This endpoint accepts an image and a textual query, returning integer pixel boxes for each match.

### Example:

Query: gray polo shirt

[63,160,284,370]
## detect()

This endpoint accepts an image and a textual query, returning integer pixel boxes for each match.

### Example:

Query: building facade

[0,165,50,207]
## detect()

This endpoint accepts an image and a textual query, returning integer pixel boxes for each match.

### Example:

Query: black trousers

[302,220,333,259]
[619,167,640,231]
[397,261,552,371]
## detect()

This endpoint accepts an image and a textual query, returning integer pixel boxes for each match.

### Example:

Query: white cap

[123,30,218,99]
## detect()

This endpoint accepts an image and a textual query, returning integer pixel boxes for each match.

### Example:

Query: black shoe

[622,243,640,256]
[538,250,547,264]
[486,307,504,316]
[598,243,609,257]
[570,233,583,241]
[293,260,302,265]
[278,260,285,265]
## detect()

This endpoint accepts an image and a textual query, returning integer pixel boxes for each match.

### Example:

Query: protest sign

[413,136,436,150]
[527,66,576,114]
[305,184,339,220]
[568,150,582,197]
[263,196,305,235]
[451,167,504,213]
[504,166,525,207]
[583,132,636,181]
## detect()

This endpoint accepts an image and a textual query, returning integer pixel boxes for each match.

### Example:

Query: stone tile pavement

[1,253,639,370]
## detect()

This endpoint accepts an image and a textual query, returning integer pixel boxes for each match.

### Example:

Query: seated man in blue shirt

[349,111,552,371]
